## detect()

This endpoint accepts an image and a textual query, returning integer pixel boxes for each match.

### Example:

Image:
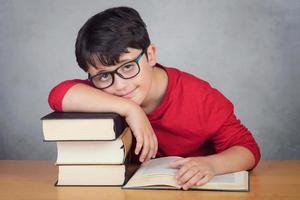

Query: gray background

[0,0,299,160]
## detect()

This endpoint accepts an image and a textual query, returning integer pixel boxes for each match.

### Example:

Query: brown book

[41,112,127,141]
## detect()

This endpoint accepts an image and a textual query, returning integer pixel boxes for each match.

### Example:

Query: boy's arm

[170,145,255,190]
[170,112,260,190]
[48,79,91,112]
[48,79,141,115]
[170,87,260,190]
[201,145,255,174]
[48,80,158,162]
[61,83,134,115]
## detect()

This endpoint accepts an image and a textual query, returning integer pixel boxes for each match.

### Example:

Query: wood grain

[0,160,299,200]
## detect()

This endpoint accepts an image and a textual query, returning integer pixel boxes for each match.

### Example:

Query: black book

[41,112,128,141]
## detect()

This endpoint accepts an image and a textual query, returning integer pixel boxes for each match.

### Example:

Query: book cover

[41,112,128,141]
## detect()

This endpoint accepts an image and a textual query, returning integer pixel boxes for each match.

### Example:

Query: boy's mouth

[120,87,137,98]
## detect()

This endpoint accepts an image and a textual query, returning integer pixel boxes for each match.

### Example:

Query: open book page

[123,156,182,188]
[193,170,249,191]
[208,171,242,183]
[123,156,249,191]
[133,156,182,176]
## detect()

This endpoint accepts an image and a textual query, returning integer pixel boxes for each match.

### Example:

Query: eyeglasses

[88,50,145,89]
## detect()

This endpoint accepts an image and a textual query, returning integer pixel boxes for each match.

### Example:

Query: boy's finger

[196,175,209,186]
[144,135,154,162]
[152,134,158,158]
[176,164,192,181]
[135,134,143,155]
[183,171,205,189]
[148,134,156,159]
[169,158,189,168]
[140,135,150,162]
[149,135,156,160]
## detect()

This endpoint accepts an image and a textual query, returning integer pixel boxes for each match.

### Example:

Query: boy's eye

[122,64,133,71]
[98,73,111,81]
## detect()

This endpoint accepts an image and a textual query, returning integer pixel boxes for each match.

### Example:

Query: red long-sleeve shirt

[48,63,261,168]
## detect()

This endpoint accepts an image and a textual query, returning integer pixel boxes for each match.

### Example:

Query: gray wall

[0,0,299,160]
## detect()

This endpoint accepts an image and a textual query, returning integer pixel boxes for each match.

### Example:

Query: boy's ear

[146,44,157,67]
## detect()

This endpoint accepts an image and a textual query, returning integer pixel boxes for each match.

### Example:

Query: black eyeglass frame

[88,50,145,89]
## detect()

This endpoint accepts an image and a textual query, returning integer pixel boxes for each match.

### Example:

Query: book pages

[135,156,182,176]
[123,156,249,191]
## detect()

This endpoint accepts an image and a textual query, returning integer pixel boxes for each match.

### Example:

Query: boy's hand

[169,157,216,190]
[124,104,158,163]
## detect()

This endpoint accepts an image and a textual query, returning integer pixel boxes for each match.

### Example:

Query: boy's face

[87,44,157,106]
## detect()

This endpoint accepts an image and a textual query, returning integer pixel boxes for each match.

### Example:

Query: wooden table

[0,160,299,200]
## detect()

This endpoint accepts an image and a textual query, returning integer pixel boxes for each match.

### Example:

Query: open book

[123,156,249,191]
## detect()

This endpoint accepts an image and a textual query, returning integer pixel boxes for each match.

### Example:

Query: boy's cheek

[132,89,146,105]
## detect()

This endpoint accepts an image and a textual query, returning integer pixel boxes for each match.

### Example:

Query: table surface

[0,160,299,200]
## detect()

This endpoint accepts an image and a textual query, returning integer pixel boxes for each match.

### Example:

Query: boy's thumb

[169,159,182,168]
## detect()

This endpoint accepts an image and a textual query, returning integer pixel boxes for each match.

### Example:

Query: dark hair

[75,6,150,72]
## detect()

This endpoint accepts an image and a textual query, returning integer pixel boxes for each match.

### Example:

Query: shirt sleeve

[203,87,261,169]
[48,79,92,112]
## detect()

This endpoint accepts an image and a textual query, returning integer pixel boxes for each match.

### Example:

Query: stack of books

[41,112,135,186]
[41,112,250,191]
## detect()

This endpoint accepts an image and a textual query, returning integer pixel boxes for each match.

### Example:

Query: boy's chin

[130,95,145,106]
[130,97,142,105]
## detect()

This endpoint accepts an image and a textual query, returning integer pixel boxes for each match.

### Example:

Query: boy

[48,7,260,190]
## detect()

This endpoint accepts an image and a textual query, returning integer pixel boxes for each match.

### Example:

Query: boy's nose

[113,73,128,91]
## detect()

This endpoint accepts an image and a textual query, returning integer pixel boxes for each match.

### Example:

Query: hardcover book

[56,127,132,165]
[41,112,127,141]
[56,159,139,186]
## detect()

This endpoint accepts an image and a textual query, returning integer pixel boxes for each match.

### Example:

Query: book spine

[113,115,128,138]
[122,138,140,185]
[121,128,133,163]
